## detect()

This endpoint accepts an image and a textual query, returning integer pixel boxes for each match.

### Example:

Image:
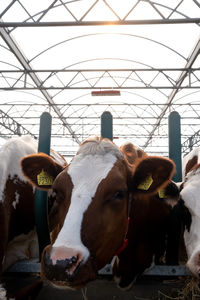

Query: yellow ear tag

[137,174,153,191]
[37,169,54,186]
[158,189,167,199]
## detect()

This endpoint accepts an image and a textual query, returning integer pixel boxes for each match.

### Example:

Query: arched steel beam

[0,19,200,27]
[1,0,200,28]
[182,129,200,155]
[0,23,80,144]
[0,108,36,137]
[29,32,187,63]
[143,37,200,149]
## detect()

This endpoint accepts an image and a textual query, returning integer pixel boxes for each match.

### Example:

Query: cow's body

[0,136,66,299]
[112,143,180,290]
[178,147,200,277]
[21,137,176,289]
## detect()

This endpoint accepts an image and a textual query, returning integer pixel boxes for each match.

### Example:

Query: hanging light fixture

[91,90,121,96]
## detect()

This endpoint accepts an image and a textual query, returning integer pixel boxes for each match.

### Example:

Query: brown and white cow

[112,143,180,290]
[177,147,200,278]
[21,137,176,289]
[0,136,66,299]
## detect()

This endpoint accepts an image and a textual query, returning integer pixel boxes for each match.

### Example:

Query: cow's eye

[112,191,126,200]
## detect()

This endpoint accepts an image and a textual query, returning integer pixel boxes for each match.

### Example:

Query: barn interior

[0,1,200,299]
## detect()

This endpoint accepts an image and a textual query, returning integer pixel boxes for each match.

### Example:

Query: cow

[0,135,66,299]
[176,147,200,278]
[112,142,180,290]
[20,136,176,289]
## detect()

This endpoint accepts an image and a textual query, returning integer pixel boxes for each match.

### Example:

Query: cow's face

[180,165,200,278]
[112,180,180,290]
[21,138,175,289]
[43,148,130,288]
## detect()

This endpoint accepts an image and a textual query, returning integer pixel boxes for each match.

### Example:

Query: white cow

[179,147,200,277]
[0,136,66,299]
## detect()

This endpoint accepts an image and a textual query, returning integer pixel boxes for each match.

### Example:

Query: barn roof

[0,0,200,160]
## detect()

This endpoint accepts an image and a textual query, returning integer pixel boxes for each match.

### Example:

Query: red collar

[115,217,130,256]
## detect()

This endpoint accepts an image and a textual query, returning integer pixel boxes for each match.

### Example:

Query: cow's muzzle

[42,245,83,282]
[43,253,80,282]
[41,245,97,288]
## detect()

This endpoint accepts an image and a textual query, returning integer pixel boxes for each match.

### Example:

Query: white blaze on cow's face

[51,140,123,264]
[181,167,200,277]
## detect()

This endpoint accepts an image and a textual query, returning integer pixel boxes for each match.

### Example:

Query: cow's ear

[131,156,176,195]
[21,153,64,190]
[157,181,180,207]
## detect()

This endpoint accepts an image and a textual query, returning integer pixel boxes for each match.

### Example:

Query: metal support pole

[101,111,113,141]
[168,111,182,182]
[35,112,52,259]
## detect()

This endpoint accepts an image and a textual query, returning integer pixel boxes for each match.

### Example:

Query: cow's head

[21,137,175,289]
[112,179,180,290]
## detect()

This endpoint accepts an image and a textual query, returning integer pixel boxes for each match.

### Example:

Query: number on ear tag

[37,169,54,186]
[137,174,153,190]
[158,189,167,198]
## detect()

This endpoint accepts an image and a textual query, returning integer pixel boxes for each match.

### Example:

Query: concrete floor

[3,274,190,300]
[37,277,184,300]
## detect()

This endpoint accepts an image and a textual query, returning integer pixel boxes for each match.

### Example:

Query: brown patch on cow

[0,175,35,277]
[48,168,73,237]
[185,155,198,176]
[5,176,35,241]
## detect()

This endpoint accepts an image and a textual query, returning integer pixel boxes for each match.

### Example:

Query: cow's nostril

[56,256,78,270]
[72,256,78,263]
[56,258,70,266]
[66,256,78,266]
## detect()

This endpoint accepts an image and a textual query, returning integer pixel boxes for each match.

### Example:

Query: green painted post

[35,112,52,259]
[101,111,113,141]
[168,111,182,182]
